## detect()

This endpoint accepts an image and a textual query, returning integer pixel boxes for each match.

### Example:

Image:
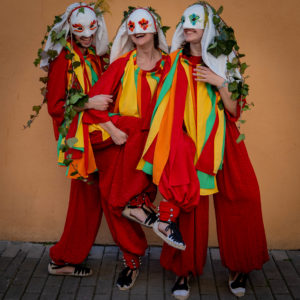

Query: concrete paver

[0,242,298,299]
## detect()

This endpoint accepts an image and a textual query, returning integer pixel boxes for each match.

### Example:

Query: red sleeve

[83,54,131,124]
[46,50,68,139]
[225,97,246,123]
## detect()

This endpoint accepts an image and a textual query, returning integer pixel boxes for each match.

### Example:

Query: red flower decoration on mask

[138,18,149,30]
[128,20,135,32]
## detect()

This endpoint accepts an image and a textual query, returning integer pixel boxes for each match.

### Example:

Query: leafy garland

[122,6,170,36]
[25,0,110,180]
[195,1,253,143]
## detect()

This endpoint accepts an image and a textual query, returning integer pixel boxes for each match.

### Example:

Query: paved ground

[0,241,299,300]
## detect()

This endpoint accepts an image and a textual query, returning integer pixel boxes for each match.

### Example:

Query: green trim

[142,161,153,175]
[151,50,182,125]
[85,59,98,86]
[134,67,140,90]
[197,170,215,189]
[108,112,120,117]
[219,116,226,170]
[150,72,160,83]
[202,84,217,151]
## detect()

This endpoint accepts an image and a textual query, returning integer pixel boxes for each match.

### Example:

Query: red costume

[82,49,171,268]
[46,42,107,265]
[140,51,269,275]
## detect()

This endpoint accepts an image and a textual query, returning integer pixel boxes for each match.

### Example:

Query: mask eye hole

[138,18,149,31]
[90,20,97,30]
[72,23,84,32]
[181,16,185,23]
[189,14,200,25]
[128,20,135,32]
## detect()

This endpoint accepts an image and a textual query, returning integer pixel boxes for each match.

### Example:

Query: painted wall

[0,0,299,249]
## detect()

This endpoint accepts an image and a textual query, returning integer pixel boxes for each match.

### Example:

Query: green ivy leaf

[69,93,84,105]
[216,6,223,15]
[63,158,73,166]
[213,16,220,25]
[228,81,238,92]
[66,137,78,148]
[47,49,58,59]
[58,126,68,137]
[72,61,81,69]
[56,30,66,39]
[78,7,85,13]
[32,105,41,113]
[217,100,224,110]
[236,134,245,144]
[231,92,240,100]
[59,37,67,47]
[239,119,246,124]
[54,15,62,24]
[39,77,48,84]
[65,53,75,60]
[240,63,249,74]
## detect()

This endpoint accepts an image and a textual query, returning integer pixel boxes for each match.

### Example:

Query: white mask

[127,9,157,35]
[181,5,206,30]
[69,6,98,38]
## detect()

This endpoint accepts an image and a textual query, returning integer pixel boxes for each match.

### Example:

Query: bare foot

[158,221,171,236]
[129,207,148,223]
[52,265,75,275]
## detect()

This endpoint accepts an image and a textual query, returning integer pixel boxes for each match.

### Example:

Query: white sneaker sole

[228,280,245,297]
[172,289,190,300]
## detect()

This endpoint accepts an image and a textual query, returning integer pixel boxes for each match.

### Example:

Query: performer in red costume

[139,3,269,299]
[42,2,111,276]
[82,7,170,290]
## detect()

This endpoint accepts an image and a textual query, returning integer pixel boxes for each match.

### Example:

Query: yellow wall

[0,0,299,249]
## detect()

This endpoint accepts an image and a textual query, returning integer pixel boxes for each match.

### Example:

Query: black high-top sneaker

[171,276,190,300]
[228,272,248,297]
[116,266,139,290]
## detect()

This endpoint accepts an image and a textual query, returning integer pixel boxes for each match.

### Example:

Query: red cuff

[82,109,110,124]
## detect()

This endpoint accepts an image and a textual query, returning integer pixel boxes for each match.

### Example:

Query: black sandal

[122,194,158,228]
[153,220,186,250]
[48,261,92,277]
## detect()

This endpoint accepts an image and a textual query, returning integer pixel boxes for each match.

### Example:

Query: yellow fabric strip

[118,52,139,117]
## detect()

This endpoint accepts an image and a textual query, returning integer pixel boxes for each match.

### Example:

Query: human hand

[192,66,224,87]
[110,128,128,145]
[86,94,113,111]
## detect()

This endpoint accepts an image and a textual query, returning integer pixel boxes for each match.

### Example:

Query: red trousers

[160,121,269,276]
[50,173,102,265]
[92,142,148,268]
[50,116,153,268]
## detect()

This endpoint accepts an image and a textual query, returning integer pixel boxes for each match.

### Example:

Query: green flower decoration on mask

[181,15,185,24]
[189,13,200,25]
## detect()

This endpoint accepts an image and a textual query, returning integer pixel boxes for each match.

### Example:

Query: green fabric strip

[150,50,182,125]
[108,112,120,117]
[85,59,98,86]
[142,161,153,175]
[197,170,215,189]
[219,116,226,170]
[134,67,140,90]
[151,72,160,83]
[201,84,217,151]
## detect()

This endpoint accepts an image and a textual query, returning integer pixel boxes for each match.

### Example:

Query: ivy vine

[25,0,110,180]
[196,1,253,143]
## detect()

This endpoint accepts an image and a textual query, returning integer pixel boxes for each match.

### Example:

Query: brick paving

[0,241,299,299]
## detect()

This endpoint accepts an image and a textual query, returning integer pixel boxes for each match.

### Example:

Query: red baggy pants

[49,173,102,265]
[160,121,269,276]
